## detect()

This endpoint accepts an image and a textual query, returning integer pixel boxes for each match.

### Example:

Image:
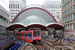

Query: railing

[65,37,75,44]
[9,40,23,50]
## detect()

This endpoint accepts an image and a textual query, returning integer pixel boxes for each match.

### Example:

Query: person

[53,31,57,39]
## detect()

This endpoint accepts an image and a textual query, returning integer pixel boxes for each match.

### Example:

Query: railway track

[33,44,50,50]
[43,39,74,50]
[42,40,58,50]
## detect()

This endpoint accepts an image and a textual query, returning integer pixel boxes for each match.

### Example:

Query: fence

[9,40,23,50]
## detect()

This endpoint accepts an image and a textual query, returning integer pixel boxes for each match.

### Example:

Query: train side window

[24,33,25,36]
[29,32,31,37]
[25,33,28,36]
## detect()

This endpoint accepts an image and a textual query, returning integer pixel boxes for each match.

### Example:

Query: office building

[62,0,75,37]
[9,0,25,21]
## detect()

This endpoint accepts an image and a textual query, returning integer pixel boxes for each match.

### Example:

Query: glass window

[70,0,72,4]
[18,4,19,8]
[16,4,17,8]
[70,14,72,20]
[68,15,70,21]
[73,0,75,2]
[57,15,59,19]
[70,7,72,11]
[11,4,12,8]
[66,3,67,8]
[73,13,75,19]
[68,9,69,13]
[70,24,72,29]
[73,5,75,10]
[57,12,59,14]
[73,23,75,29]
[9,4,10,8]
[68,1,69,7]
[66,10,67,14]
[66,16,67,22]
[33,31,40,37]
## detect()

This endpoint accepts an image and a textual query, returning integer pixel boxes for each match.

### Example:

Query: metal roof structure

[7,5,64,30]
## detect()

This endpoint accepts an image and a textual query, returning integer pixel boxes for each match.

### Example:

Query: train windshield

[33,31,40,37]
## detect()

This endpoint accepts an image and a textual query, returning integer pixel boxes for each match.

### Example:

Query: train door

[23,32,25,39]
[19,33,21,39]
[25,32,29,41]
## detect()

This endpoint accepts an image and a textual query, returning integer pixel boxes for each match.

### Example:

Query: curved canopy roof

[46,22,64,30]
[26,23,46,29]
[12,5,57,24]
[7,5,64,30]
[7,23,26,30]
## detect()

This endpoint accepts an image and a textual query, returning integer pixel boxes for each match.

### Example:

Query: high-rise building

[9,0,25,21]
[43,1,61,22]
[62,0,75,37]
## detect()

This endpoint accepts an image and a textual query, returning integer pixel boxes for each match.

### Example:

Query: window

[73,0,75,2]
[9,4,10,8]
[68,15,70,21]
[11,4,12,8]
[57,15,59,19]
[68,1,69,7]
[70,24,72,29]
[73,13,75,19]
[16,4,17,8]
[73,5,75,10]
[66,3,67,8]
[70,14,72,20]
[66,16,67,22]
[70,7,72,11]
[57,12,59,14]
[70,0,72,4]
[18,4,19,8]
[68,9,69,13]
[73,23,75,29]
[66,10,67,14]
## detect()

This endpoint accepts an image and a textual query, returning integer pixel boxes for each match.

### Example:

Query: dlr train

[15,30,42,43]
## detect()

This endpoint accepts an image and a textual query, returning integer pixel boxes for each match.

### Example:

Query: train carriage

[15,30,42,43]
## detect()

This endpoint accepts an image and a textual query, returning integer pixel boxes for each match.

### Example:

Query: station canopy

[7,5,64,30]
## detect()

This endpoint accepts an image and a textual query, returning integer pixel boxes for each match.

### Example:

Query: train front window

[33,31,40,37]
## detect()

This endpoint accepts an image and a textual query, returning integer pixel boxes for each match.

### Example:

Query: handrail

[9,40,23,50]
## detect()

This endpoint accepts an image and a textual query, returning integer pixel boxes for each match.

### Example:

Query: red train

[15,30,42,43]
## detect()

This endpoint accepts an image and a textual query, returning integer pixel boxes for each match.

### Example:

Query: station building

[0,5,10,39]
[7,5,64,37]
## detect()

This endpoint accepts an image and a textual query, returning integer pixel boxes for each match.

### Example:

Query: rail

[65,37,75,44]
[9,40,23,50]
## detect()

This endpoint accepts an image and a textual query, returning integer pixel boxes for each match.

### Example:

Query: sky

[0,0,9,11]
[0,0,61,11]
